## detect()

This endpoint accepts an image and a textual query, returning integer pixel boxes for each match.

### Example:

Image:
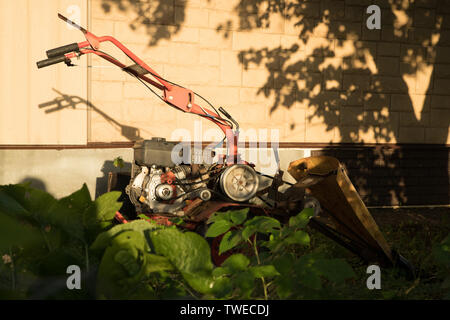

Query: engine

[125,137,260,216]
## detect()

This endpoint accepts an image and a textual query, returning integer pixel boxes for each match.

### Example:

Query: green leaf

[294,253,323,290]
[293,253,355,290]
[18,187,58,224]
[242,225,257,241]
[244,215,281,234]
[43,184,93,242]
[96,230,153,299]
[97,253,156,299]
[314,258,356,284]
[275,275,294,299]
[298,270,322,290]
[209,277,233,298]
[235,271,256,298]
[115,249,141,276]
[219,230,243,255]
[96,229,173,299]
[0,184,98,244]
[138,214,149,220]
[433,235,450,266]
[83,191,123,239]
[45,201,85,242]
[94,191,122,222]
[285,230,310,246]
[0,211,43,250]
[96,245,131,298]
[150,229,214,274]
[149,228,215,293]
[249,265,280,278]
[142,253,174,274]
[289,208,314,229]
[273,254,295,275]
[0,185,32,218]
[212,266,231,278]
[207,211,231,224]
[205,219,233,238]
[169,217,185,225]
[113,156,125,169]
[222,253,250,271]
[60,183,92,211]
[111,230,149,252]
[37,248,83,277]
[91,219,162,251]
[230,208,249,225]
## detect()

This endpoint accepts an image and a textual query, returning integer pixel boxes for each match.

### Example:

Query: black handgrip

[36,55,68,69]
[46,42,79,58]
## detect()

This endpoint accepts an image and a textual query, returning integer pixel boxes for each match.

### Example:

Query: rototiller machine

[37,14,413,272]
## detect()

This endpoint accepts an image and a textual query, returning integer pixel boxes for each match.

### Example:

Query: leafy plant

[205,207,356,299]
[91,219,232,299]
[113,156,125,169]
[0,183,121,299]
[433,234,450,299]
[4,182,445,300]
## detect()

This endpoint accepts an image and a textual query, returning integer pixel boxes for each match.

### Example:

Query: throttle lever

[219,107,239,131]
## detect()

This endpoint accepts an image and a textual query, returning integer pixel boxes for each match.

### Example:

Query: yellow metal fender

[288,156,394,265]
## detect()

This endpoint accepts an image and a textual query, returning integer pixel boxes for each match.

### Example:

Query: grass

[305,207,450,300]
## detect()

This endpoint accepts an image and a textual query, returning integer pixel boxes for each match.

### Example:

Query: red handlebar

[36,14,240,161]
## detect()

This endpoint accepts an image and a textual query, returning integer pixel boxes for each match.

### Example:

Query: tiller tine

[288,156,394,266]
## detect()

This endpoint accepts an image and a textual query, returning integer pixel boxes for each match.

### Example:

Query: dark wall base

[312,145,450,206]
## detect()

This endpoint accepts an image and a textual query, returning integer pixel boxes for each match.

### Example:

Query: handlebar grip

[36,55,69,69]
[46,43,79,58]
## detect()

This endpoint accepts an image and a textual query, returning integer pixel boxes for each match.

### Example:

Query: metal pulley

[219,164,259,202]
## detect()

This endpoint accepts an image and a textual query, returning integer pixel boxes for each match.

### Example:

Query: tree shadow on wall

[39,88,142,141]
[216,0,449,206]
[99,0,187,46]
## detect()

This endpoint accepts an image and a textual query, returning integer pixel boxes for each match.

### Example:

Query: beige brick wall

[0,0,88,145]
[88,0,450,144]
